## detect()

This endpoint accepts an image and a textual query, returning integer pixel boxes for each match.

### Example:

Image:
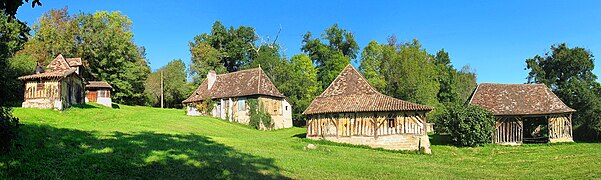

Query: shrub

[428,103,450,134]
[194,97,216,115]
[247,99,273,130]
[442,104,495,147]
[573,105,601,142]
[0,106,20,151]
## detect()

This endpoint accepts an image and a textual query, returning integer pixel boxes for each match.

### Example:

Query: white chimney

[207,70,217,90]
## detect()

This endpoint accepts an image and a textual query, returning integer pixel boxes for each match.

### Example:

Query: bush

[0,106,20,151]
[573,105,601,142]
[441,104,495,147]
[429,103,450,134]
[194,97,216,115]
[247,99,273,130]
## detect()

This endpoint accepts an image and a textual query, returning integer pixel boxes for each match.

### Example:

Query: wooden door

[87,91,98,102]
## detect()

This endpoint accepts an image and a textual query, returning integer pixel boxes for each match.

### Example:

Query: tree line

[1,7,600,142]
[189,21,478,124]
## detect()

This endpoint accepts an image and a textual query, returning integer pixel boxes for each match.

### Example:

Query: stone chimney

[35,61,45,74]
[207,70,217,90]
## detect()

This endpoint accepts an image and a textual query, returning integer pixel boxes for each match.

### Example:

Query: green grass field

[1,103,600,179]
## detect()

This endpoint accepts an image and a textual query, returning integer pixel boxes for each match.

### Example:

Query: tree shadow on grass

[429,134,454,146]
[0,124,289,179]
[291,133,306,139]
[71,103,99,109]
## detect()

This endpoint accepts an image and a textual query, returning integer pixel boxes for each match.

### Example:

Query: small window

[238,98,246,111]
[285,106,288,111]
[388,119,395,128]
[37,80,44,90]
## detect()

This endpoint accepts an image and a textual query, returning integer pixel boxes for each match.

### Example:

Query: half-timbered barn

[469,83,576,144]
[85,81,112,107]
[18,54,85,110]
[183,68,293,129]
[303,64,433,153]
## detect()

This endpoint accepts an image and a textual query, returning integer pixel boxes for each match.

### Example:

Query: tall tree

[301,24,358,88]
[144,59,189,108]
[189,21,257,84]
[434,49,459,104]
[279,54,321,121]
[0,10,30,104]
[244,44,322,121]
[0,0,41,17]
[14,8,150,105]
[526,43,601,141]
[455,65,477,103]
[359,41,386,91]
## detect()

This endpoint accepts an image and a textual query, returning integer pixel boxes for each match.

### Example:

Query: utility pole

[161,70,164,108]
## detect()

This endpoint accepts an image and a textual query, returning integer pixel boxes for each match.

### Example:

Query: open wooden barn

[303,64,433,153]
[469,83,576,144]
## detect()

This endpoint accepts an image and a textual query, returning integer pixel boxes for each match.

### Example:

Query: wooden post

[569,113,573,138]
[372,116,378,139]
[306,119,311,136]
[160,70,164,108]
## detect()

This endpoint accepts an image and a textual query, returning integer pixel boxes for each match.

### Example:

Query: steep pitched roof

[86,81,112,89]
[66,58,82,67]
[18,68,77,80]
[18,54,83,80]
[303,64,432,115]
[183,68,285,103]
[47,54,72,71]
[469,83,576,116]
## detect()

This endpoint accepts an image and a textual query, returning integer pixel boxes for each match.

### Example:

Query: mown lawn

[1,103,600,179]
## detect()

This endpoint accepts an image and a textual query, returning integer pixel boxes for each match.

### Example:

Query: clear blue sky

[15,1,601,84]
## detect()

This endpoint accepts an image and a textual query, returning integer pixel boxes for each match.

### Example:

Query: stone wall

[185,96,293,129]
[186,105,202,116]
[22,99,63,111]
[308,134,431,153]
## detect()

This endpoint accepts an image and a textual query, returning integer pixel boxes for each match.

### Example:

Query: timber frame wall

[306,111,428,138]
[493,113,573,144]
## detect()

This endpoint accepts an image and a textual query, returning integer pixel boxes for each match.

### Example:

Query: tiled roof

[18,68,77,80]
[183,67,285,103]
[86,81,112,89]
[66,58,82,67]
[47,54,72,70]
[303,64,432,115]
[469,83,576,115]
[18,54,82,80]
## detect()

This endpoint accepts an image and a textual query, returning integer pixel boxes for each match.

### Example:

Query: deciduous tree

[301,24,358,88]
[144,59,189,108]
[526,43,601,141]
[14,8,150,105]
[189,21,257,84]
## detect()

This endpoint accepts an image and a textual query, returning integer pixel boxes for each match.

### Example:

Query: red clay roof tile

[183,67,284,103]
[303,64,432,115]
[469,83,576,115]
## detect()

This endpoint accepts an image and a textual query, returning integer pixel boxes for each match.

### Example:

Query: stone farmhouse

[303,64,433,153]
[18,54,85,110]
[183,68,293,129]
[469,83,575,144]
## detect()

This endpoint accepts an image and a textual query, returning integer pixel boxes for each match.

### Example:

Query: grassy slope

[1,103,600,179]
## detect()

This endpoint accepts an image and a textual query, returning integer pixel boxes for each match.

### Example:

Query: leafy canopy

[526,43,601,141]
[15,8,150,105]
[144,59,191,108]
[189,21,257,84]
[301,24,358,89]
